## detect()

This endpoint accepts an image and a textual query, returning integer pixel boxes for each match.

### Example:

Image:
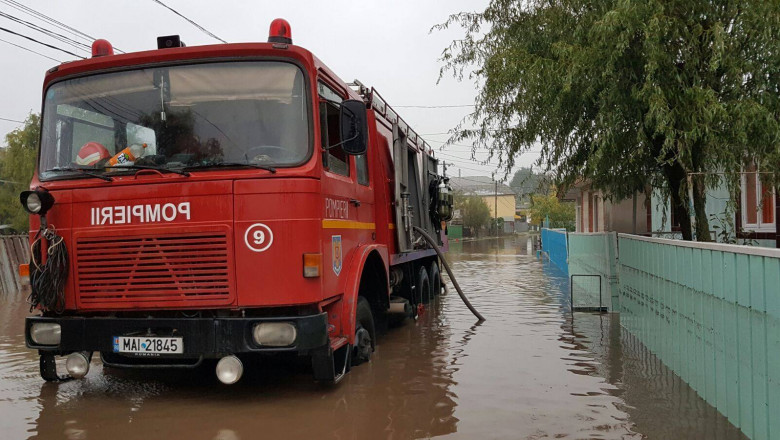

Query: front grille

[75,231,232,307]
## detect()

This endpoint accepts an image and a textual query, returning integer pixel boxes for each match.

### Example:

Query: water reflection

[0,235,747,439]
[25,299,460,440]
[565,313,747,439]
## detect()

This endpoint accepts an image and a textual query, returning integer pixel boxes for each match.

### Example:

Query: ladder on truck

[348,80,442,253]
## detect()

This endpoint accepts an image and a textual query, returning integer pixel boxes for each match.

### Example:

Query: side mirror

[339,99,368,155]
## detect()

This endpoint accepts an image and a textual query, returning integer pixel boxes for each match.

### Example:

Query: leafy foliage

[0,113,39,233]
[454,191,493,236]
[529,194,576,230]
[509,167,549,200]
[437,0,780,241]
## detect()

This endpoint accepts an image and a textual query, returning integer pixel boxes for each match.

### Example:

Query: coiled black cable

[28,226,68,314]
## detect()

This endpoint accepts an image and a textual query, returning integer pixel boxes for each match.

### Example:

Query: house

[449,176,517,233]
[570,175,778,248]
[569,181,650,234]
[649,173,778,248]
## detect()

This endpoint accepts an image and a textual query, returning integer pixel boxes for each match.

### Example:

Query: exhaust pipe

[388,298,412,317]
[216,355,243,385]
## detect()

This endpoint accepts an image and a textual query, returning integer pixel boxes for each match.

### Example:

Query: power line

[0,36,60,62]
[0,11,91,53]
[440,160,496,174]
[151,0,227,43]
[395,104,475,109]
[0,116,25,123]
[421,129,507,136]
[0,26,84,58]
[0,0,124,53]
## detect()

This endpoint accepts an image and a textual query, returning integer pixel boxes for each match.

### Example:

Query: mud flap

[39,352,72,382]
[311,344,351,384]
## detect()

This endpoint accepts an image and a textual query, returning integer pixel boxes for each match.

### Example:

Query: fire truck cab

[23,20,453,384]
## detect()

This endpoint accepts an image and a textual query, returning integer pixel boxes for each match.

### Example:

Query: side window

[71,121,115,161]
[741,163,775,231]
[355,153,369,186]
[318,82,349,177]
[56,104,115,163]
[127,123,157,155]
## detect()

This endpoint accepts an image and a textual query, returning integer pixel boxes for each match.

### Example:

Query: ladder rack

[349,80,436,158]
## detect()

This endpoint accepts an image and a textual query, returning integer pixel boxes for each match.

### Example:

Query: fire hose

[29,225,68,314]
[413,226,485,322]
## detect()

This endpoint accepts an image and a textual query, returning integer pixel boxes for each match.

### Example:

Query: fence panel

[540,228,568,274]
[568,232,619,311]
[618,234,780,440]
[0,235,29,295]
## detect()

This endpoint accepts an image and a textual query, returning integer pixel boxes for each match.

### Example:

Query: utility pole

[494,179,498,237]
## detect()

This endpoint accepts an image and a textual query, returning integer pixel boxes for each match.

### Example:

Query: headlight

[20,190,55,215]
[25,192,42,213]
[30,322,61,345]
[252,322,297,347]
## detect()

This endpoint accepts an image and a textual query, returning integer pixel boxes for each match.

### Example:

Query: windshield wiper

[184,162,277,173]
[110,164,191,177]
[47,167,113,182]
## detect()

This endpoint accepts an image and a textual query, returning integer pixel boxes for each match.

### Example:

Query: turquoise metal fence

[618,234,780,440]
[568,232,619,311]
[541,228,568,274]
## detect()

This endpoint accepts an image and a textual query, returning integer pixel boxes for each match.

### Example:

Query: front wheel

[352,297,375,366]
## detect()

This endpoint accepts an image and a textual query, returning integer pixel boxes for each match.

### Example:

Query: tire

[429,261,441,297]
[418,265,431,304]
[353,296,375,366]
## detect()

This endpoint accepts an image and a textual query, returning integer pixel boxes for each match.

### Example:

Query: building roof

[449,176,515,197]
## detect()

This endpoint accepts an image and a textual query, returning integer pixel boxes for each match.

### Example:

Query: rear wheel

[352,297,375,366]
[418,265,431,304]
[429,261,441,297]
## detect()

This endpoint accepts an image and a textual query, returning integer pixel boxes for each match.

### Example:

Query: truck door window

[318,82,349,177]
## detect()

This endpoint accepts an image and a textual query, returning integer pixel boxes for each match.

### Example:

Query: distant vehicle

[22,19,453,384]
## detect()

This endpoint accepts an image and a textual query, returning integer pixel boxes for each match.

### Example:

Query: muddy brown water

[0,236,746,439]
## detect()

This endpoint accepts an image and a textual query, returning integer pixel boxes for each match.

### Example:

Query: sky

[0,0,537,181]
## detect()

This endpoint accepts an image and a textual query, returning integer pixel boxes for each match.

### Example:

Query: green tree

[0,113,40,233]
[529,194,576,230]
[455,192,492,237]
[438,0,780,241]
[509,167,550,203]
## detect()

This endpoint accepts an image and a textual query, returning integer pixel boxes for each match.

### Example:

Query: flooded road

[0,236,745,439]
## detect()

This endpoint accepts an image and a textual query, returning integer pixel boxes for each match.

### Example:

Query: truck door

[318,81,373,297]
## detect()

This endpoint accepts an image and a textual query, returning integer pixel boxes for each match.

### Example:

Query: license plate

[113,336,183,355]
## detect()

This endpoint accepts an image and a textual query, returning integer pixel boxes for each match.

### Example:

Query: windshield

[39,61,310,179]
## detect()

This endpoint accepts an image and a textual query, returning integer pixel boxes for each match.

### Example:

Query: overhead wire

[0,11,91,54]
[0,116,26,123]
[0,36,61,61]
[0,26,84,58]
[0,0,125,53]
[395,104,475,109]
[150,0,227,43]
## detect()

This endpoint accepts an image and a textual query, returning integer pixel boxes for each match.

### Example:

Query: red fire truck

[22,19,453,384]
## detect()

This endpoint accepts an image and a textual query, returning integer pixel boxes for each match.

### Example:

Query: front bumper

[25,313,329,357]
